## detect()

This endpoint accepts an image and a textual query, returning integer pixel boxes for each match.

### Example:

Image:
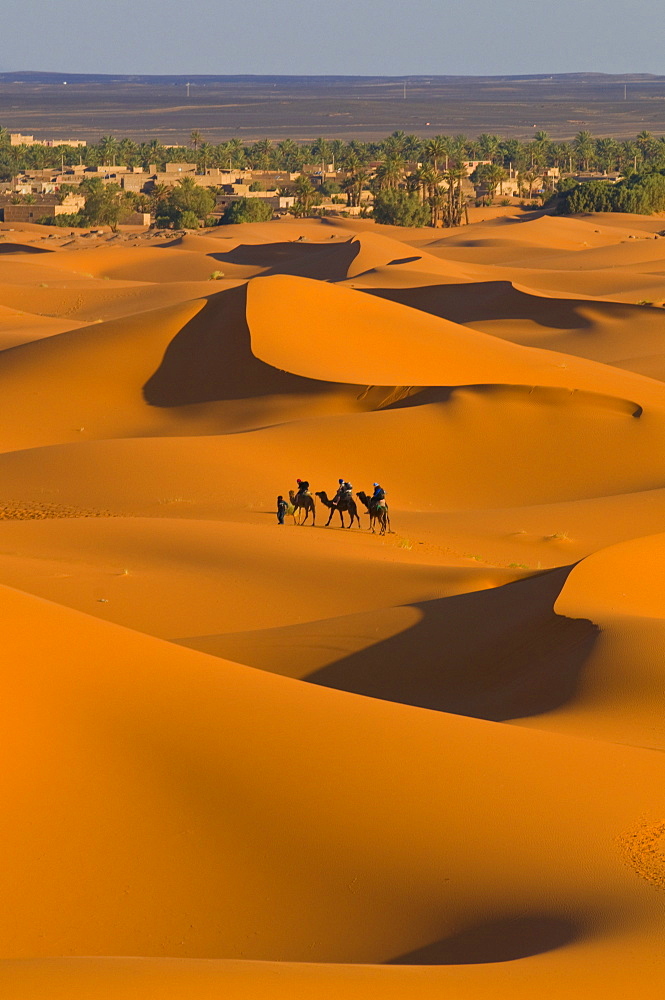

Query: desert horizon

[1,72,665,143]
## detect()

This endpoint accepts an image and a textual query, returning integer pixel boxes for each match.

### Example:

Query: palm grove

[2,127,665,228]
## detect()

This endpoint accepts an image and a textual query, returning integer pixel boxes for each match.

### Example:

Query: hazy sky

[3,0,664,77]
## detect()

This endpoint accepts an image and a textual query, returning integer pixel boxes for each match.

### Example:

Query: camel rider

[296,478,310,498]
[371,483,386,506]
[334,479,353,505]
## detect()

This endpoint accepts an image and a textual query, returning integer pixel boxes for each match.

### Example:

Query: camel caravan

[287,479,391,535]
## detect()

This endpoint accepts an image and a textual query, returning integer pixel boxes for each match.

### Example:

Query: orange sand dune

[21,243,238,282]
[0,276,243,323]
[2,214,665,999]
[0,584,664,995]
[0,302,88,348]
[471,263,665,303]
[365,281,665,373]
[0,284,416,450]
[0,515,523,638]
[0,378,663,512]
[247,273,665,406]
[492,532,665,748]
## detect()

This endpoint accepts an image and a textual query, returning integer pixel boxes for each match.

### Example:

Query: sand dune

[366,281,665,371]
[2,213,665,999]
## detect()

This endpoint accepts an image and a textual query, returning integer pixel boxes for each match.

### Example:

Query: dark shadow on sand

[207,239,360,281]
[306,566,598,721]
[142,283,336,406]
[0,242,53,254]
[387,915,580,965]
[366,280,639,332]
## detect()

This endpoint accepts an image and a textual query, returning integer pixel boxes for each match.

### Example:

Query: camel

[356,491,391,535]
[314,490,361,529]
[288,489,316,526]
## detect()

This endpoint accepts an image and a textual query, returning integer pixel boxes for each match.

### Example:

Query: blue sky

[3,0,664,76]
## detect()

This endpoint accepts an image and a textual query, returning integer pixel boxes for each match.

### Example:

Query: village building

[9,133,87,148]
[0,192,85,223]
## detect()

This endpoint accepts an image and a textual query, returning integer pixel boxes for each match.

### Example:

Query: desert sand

[0,208,665,998]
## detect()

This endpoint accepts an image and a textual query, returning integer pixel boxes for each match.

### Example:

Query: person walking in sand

[276,495,287,525]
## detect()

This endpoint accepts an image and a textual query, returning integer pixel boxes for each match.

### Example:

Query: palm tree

[532,130,550,165]
[416,165,443,225]
[226,138,245,169]
[197,141,212,173]
[478,133,500,163]
[276,138,302,172]
[485,164,508,201]
[403,134,422,162]
[373,156,404,193]
[574,131,595,171]
[620,139,639,173]
[190,130,204,153]
[139,140,166,171]
[351,168,370,207]
[341,174,355,207]
[521,170,538,199]
[341,150,360,174]
[149,183,170,215]
[329,139,345,171]
[422,135,449,172]
[635,130,656,160]
[250,138,273,171]
[99,134,119,167]
[443,165,467,226]
[312,137,332,176]
[407,165,429,205]
[116,137,137,166]
[346,140,371,164]
[451,135,469,163]
[383,130,407,158]
[596,137,620,174]
[293,174,317,216]
[549,141,570,171]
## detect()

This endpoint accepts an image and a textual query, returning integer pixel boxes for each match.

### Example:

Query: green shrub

[222,198,274,224]
[177,210,201,229]
[373,190,429,227]
[38,212,85,227]
[556,170,665,215]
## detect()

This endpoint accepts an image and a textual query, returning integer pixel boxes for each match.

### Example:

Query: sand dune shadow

[142,283,333,406]
[306,566,598,721]
[368,281,602,331]
[387,915,580,965]
[0,242,53,255]
[208,239,360,280]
